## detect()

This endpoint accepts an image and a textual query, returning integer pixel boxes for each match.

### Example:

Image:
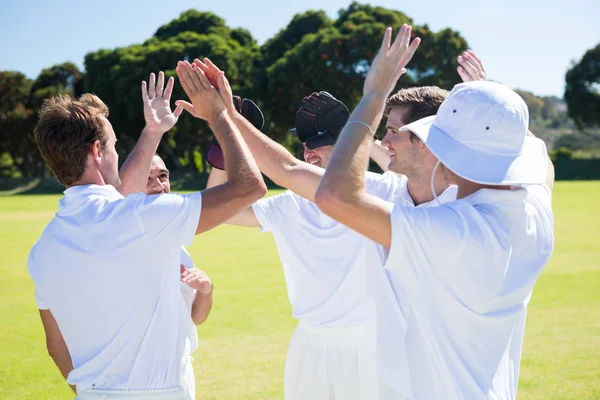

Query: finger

[380,27,392,52]
[402,25,413,49]
[204,58,221,72]
[457,55,479,80]
[175,100,194,115]
[163,76,175,100]
[192,64,211,89]
[466,50,485,73]
[204,58,223,81]
[176,63,193,95]
[148,73,156,99]
[181,269,191,278]
[156,71,165,98]
[217,72,232,100]
[180,264,186,274]
[194,59,218,88]
[182,61,202,92]
[399,36,420,66]
[141,81,149,103]
[173,104,184,118]
[395,24,410,50]
[457,66,471,82]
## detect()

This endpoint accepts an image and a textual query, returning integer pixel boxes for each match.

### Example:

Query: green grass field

[1,182,599,399]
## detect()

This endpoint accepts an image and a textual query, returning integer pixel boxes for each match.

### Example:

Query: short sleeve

[135,192,202,247]
[180,247,195,269]
[364,171,406,202]
[28,245,49,310]
[251,192,293,232]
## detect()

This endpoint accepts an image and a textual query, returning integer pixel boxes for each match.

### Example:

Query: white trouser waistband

[297,320,365,337]
[76,386,185,400]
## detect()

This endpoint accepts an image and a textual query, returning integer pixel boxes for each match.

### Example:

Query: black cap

[291,91,349,150]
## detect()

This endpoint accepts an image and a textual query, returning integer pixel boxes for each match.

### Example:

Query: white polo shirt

[179,248,198,359]
[28,184,202,392]
[252,171,403,329]
[366,177,457,398]
[384,184,554,399]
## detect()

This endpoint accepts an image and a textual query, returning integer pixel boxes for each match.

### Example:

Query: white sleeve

[180,247,195,269]
[251,192,292,232]
[364,171,404,201]
[133,192,203,247]
[28,246,49,310]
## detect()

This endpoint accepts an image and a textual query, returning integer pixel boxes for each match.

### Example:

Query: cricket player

[28,62,266,399]
[316,24,555,400]
[144,154,214,400]
[193,44,487,398]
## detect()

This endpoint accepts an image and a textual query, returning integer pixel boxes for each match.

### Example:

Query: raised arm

[315,25,421,247]
[118,72,183,196]
[39,310,76,393]
[205,168,261,227]
[175,61,267,234]
[191,58,325,202]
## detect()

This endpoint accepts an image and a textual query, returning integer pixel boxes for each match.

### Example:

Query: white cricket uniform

[365,175,457,400]
[252,171,403,400]
[383,184,554,399]
[179,248,198,400]
[28,184,202,399]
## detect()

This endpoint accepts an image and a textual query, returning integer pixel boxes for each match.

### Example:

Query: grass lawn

[0,182,598,399]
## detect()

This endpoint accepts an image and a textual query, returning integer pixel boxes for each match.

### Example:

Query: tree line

[1,2,598,179]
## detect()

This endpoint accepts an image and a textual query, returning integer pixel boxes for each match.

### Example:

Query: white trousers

[377,379,410,400]
[181,356,196,400]
[75,386,186,400]
[284,322,377,400]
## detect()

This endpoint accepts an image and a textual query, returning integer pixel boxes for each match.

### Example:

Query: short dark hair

[34,94,109,186]
[385,86,448,143]
[385,86,448,124]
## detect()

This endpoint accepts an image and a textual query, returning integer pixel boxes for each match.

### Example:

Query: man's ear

[90,140,102,163]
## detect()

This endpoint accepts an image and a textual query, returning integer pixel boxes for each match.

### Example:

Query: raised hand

[175,61,227,123]
[193,58,237,115]
[141,71,183,134]
[457,50,486,82]
[180,266,213,295]
[363,24,421,98]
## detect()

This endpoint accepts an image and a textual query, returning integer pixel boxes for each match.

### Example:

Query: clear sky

[1,0,598,97]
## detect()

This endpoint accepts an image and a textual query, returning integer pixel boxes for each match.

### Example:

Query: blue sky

[1,0,598,97]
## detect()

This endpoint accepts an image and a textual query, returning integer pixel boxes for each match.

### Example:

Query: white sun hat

[401,81,548,185]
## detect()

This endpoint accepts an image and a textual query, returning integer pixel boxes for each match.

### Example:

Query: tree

[260,2,469,138]
[565,43,600,128]
[84,10,261,172]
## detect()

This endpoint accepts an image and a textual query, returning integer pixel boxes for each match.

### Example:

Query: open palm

[142,71,183,134]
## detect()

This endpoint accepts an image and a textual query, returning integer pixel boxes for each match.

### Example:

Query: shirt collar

[59,184,123,215]
[461,187,527,206]
[400,185,458,208]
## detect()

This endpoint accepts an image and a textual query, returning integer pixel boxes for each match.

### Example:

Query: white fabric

[365,178,457,398]
[75,386,186,400]
[284,323,377,400]
[402,81,548,185]
[178,247,197,400]
[252,171,402,329]
[181,356,196,400]
[179,248,198,358]
[28,184,202,392]
[384,184,554,400]
[377,380,409,400]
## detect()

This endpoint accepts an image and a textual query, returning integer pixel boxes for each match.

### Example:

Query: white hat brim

[401,116,548,185]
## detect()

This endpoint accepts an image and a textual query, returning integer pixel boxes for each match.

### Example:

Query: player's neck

[407,176,448,206]
[67,168,107,189]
